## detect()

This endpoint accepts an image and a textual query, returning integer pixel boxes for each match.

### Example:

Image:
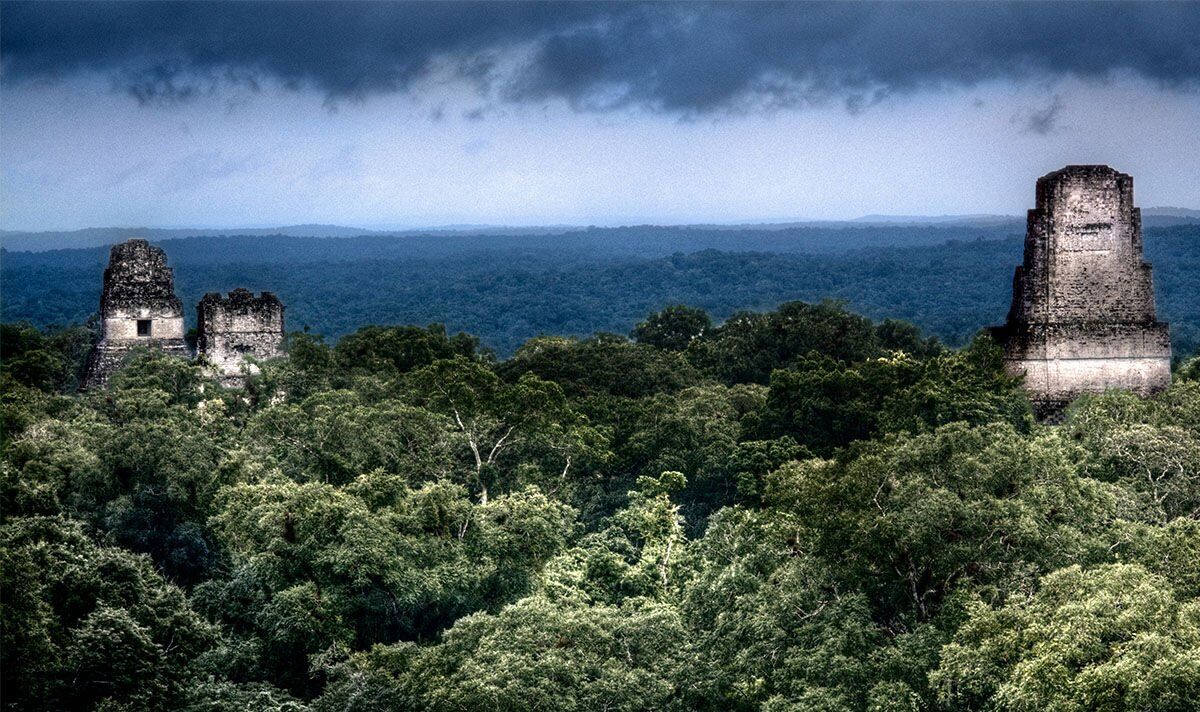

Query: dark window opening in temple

[137,319,152,337]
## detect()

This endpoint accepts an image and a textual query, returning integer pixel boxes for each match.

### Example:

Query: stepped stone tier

[990,165,1171,418]
[82,239,190,389]
[197,288,285,386]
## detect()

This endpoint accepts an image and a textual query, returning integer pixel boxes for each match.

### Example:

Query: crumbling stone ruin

[82,239,190,389]
[991,165,1171,418]
[197,289,285,386]
[82,238,287,389]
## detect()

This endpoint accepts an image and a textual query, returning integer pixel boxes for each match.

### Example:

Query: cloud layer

[3,1,1199,114]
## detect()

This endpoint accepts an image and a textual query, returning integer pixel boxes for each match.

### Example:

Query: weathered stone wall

[196,288,285,386]
[82,239,190,389]
[992,165,1171,417]
[102,309,187,340]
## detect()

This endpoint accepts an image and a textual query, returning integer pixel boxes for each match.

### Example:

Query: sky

[2,1,1199,231]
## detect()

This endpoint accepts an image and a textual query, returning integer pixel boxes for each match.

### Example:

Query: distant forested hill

[4,211,1197,252]
[3,225,1197,358]
[3,222,1022,261]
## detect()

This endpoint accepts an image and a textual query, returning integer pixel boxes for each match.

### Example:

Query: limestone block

[196,288,285,387]
[82,239,191,389]
[991,166,1171,417]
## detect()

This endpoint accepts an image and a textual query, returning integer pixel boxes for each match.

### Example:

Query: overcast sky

[2,1,1198,231]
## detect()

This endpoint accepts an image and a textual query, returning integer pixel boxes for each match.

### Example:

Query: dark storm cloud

[1021,96,1065,136]
[0,1,604,102]
[3,1,1198,113]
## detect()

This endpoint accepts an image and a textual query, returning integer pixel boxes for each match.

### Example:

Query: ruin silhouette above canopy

[990,165,1171,418]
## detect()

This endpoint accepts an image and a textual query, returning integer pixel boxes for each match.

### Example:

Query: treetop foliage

[5,226,1197,359]
[2,299,1198,711]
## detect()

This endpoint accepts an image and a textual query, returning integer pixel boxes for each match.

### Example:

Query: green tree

[1068,386,1200,523]
[317,596,691,712]
[203,476,575,693]
[406,357,601,504]
[766,352,923,454]
[501,334,700,398]
[934,564,1200,711]
[680,506,882,711]
[766,423,1118,621]
[334,324,481,380]
[688,300,885,385]
[623,385,758,527]
[728,435,811,505]
[1109,518,1200,598]
[0,516,215,710]
[105,350,209,406]
[878,336,1032,435]
[0,321,95,393]
[1176,356,1200,383]
[250,391,456,485]
[185,680,311,712]
[874,318,943,359]
[540,471,689,606]
[4,354,235,583]
[255,332,337,401]
[631,305,712,351]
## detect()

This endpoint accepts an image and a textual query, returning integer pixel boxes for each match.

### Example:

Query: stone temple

[197,289,285,386]
[990,165,1171,417]
[82,239,191,388]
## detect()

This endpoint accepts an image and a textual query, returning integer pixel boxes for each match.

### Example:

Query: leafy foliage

[4,226,1197,357]
[0,516,216,710]
[2,296,1198,710]
[933,564,1200,711]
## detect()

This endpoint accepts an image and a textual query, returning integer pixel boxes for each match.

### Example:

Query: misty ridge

[2,221,1024,258]
[5,208,1200,252]
[4,223,1198,359]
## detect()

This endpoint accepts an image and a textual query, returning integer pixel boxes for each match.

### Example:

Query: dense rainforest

[4,225,1198,358]
[2,298,1199,711]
